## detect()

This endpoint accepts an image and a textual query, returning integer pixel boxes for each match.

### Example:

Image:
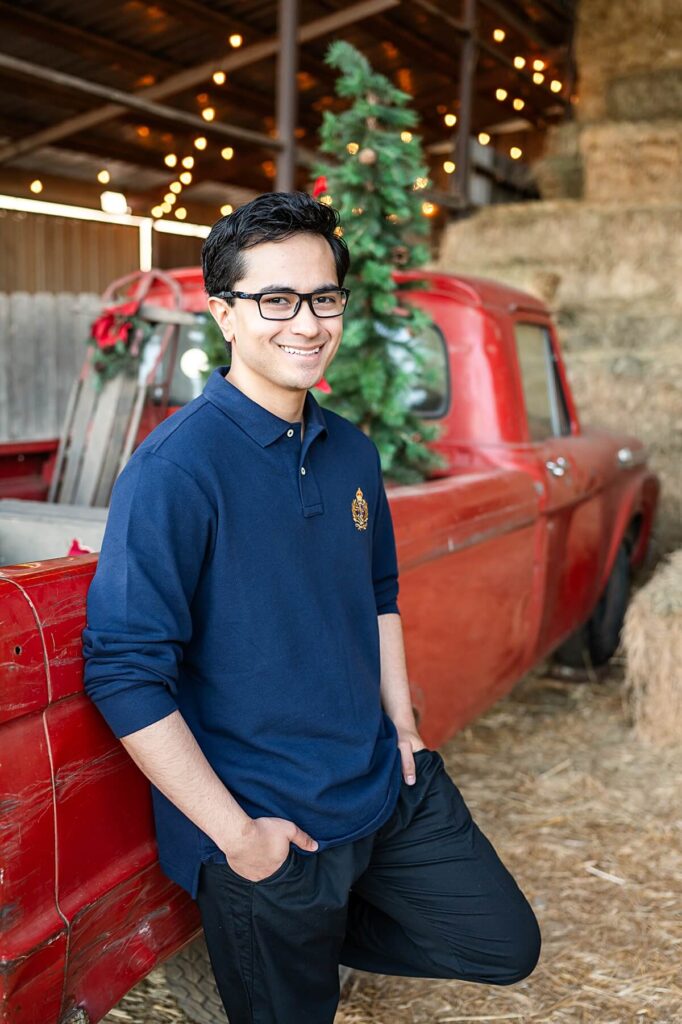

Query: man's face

[208,232,344,394]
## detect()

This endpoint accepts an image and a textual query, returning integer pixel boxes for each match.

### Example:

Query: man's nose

[289,300,322,337]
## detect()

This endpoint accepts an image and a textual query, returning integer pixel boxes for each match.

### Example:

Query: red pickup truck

[0,269,659,1024]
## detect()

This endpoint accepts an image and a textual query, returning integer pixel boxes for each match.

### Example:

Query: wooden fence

[0,292,102,441]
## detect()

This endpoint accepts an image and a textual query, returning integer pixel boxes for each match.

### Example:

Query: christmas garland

[87,300,154,391]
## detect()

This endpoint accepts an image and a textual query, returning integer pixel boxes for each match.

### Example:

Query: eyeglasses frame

[213,287,351,321]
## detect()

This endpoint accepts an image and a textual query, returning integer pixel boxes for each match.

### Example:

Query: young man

[83,191,540,1023]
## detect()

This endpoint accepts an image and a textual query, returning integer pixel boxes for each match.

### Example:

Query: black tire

[553,542,631,671]
[163,935,355,1023]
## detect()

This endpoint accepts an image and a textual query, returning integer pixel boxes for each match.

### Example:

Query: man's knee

[430,899,541,986]
[496,904,542,985]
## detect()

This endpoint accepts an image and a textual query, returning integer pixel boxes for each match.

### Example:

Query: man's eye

[263,294,293,305]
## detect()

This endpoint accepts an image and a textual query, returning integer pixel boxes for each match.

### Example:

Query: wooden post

[275,0,299,192]
[453,0,477,209]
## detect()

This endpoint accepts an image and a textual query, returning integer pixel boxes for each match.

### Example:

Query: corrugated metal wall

[0,211,140,292]
[0,293,102,441]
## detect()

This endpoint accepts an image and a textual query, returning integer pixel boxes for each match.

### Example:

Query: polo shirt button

[286,428,294,437]
[300,466,306,475]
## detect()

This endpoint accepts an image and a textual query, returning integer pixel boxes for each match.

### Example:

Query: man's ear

[207,296,235,344]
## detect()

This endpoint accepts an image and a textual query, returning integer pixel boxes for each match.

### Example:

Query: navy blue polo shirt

[82,366,403,897]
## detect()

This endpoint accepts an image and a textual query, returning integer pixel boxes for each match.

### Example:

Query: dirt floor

[103,662,682,1024]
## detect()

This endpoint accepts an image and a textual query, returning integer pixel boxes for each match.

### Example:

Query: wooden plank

[73,373,127,506]
[0,295,9,440]
[56,362,98,503]
[93,373,141,507]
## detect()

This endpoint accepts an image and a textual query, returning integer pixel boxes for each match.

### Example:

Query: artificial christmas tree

[312,40,446,483]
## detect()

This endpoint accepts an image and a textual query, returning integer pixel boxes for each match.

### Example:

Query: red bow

[312,175,328,198]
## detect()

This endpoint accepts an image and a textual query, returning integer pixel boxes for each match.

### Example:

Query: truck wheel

[163,936,226,1023]
[163,935,355,1023]
[553,542,631,671]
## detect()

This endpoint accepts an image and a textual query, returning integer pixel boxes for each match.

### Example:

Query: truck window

[514,323,570,441]
[383,322,449,417]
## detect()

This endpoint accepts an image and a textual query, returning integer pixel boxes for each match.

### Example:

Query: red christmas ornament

[312,175,328,198]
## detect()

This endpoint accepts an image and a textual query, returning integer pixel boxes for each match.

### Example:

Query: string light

[413,177,428,190]
[229,33,243,47]
[496,88,508,101]
[175,207,187,220]
[333,226,343,238]
[493,28,505,42]
[443,160,455,174]
[352,207,364,215]
[164,193,177,205]
[533,59,545,71]
[201,107,216,122]
[179,171,192,185]
[30,179,43,194]
[97,169,110,184]
[513,97,525,110]
[212,71,226,85]
[170,181,182,194]
[400,131,412,143]
[164,154,178,168]
[421,201,437,216]
[182,156,195,169]
[220,203,233,215]
[221,146,234,160]
[510,147,523,160]
[160,201,172,214]
[151,206,163,218]
[513,56,526,69]
[346,142,359,155]
[478,132,490,145]
[194,136,208,150]
[533,72,545,84]
[319,195,333,206]
[444,113,457,127]
[136,125,150,138]
[550,80,562,93]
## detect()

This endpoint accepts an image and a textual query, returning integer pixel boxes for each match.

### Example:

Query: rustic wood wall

[0,292,102,441]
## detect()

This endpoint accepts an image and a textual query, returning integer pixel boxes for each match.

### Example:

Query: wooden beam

[453,0,477,208]
[478,0,560,50]
[275,0,299,191]
[0,0,398,165]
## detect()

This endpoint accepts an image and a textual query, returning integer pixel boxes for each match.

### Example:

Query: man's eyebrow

[254,282,339,293]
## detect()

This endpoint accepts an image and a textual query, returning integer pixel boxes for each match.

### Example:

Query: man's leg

[196,835,375,1024]
[339,748,541,986]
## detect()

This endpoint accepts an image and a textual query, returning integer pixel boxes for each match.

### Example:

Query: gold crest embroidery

[352,487,369,531]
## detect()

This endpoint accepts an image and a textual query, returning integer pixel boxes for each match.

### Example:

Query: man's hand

[396,728,427,786]
[222,816,318,882]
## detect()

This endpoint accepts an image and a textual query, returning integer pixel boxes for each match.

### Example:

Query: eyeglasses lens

[259,290,347,319]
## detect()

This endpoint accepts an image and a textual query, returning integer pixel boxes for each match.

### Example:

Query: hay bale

[624,550,682,745]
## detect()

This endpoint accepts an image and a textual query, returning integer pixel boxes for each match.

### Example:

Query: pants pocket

[222,847,296,885]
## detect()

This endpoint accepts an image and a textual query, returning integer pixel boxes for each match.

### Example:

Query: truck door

[512,320,604,656]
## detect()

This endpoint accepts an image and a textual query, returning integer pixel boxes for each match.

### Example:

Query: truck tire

[553,542,631,671]
[163,935,355,1023]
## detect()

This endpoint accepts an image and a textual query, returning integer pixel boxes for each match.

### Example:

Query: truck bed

[0,499,107,566]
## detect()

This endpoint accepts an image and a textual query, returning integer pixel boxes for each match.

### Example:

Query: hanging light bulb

[478,132,491,145]
[533,59,545,71]
[179,171,192,185]
[220,203,233,215]
[30,179,43,194]
[550,80,562,93]
[221,146,234,160]
[202,107,216,122]
[170,181,182,194]
[164,153,178,168]
[212,71,226,85]
[510,147,523,160]
[181,156,195,169]
[194,136,208,150]
[493,28,505,42]
[97,169,110,184]
[400,131,412,143]
[444,113,457,127]
[443,160,455,174]
[421,201,437,216]
[513,56,526,69]
[151,206,164,218]
[164,193,177,205]
[346,142,359,155]
[533,72,545,84]
[160,201,172,214]
[496,88,508,101]
[229,33,243,48]
[175,207,187,220]
[513,97,525,110]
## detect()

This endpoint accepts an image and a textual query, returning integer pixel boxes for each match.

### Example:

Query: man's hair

[201,191,350,300]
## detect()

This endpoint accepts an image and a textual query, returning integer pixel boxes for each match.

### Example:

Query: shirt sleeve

[82,449,215,739]
[371,445,400,616]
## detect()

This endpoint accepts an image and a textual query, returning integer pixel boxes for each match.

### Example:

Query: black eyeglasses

[214,287,350,321]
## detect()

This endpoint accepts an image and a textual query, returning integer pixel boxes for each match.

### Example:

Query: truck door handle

[545,459,567,477]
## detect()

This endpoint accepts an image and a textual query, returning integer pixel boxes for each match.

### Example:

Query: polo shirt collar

[203,365,328,448]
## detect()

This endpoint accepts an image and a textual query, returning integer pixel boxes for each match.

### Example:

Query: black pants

[197,748,541,1023]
